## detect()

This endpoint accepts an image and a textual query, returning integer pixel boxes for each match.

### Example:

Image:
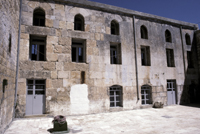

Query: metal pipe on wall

[13,0,22,118]
[133,16,140,101]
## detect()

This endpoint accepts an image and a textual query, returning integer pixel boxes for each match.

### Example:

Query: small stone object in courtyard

[153,102,164,108]
[50,115,69,133]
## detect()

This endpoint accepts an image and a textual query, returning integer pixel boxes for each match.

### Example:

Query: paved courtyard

[4,105,200,134]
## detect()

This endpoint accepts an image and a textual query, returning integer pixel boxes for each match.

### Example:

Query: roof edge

[51,0,199,29]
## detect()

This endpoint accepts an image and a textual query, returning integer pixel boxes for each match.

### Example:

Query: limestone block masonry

[13,0,199,118]
[0,0,20,133]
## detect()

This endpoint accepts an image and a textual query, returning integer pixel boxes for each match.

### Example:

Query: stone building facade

[1,0,200,125]
[14,0,199,117]
[0,0,20,133]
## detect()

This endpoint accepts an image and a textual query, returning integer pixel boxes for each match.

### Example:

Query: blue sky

[89,0,200,28]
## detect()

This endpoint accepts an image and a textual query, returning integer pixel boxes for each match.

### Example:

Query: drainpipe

[133,16,140,101]
[13,0,22,118]
[180,26,186,76]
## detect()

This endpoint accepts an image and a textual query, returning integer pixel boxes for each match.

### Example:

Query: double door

[26,80,45,115]
[167,80,176,105]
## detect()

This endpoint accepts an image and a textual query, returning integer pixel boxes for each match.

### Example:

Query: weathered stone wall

[0,0,19,133]
[16,0,199,117]
[135,19,198,105]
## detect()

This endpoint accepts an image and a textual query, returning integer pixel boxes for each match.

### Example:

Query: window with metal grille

[165,30,172,43]
[141,85,152,105]
[187,51,194,68]
[33,8,45,27]
[110,85,122,107]
[141,25,148,39]
[166,49,175,67]
[110,43,121,64]
[72,40,85,63]
[111,20,119,35]
[185,33,191,45]
[74,14,84,31]
[141,46,150,66]
[30,36,46,61]
[27,80,45,95]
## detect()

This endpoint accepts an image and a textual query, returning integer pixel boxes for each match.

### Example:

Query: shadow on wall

[180,32,200,106]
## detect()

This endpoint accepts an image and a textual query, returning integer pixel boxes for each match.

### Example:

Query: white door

[167,80,176,105]
[26,80,45,115]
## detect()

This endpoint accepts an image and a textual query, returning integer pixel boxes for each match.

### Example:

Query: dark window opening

[110,85,122,107]
[110,44,121,64]
[165,30,172,43]
[9,34,12,53]
[166,49,175,67]
[72,41,85,63]
[2,79,8,94]
[187,51,194,68]
[141,46,150,66]
[33,8,45,26]
[111,20,119,35]
[185,33,191,45]
[81,71,85,84]
[141,25,148,39]
[74,14,84,31]
[141,85,152,105]
[30,36,46,61]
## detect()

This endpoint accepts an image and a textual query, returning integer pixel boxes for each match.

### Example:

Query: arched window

[185,33,191,45]
[2,79,8,94]
[109,85,122,107]
[165,30,172,43]
[33,8,45,26]
[141,85,152,105]
[111,20,119,35]
[140,25,148,39]
[74,14,85,31]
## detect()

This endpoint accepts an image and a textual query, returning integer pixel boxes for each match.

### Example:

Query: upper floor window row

[32,9,190,45]
[140,26,173,43]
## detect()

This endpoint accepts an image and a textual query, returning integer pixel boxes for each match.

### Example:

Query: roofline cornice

[36,0,199,30]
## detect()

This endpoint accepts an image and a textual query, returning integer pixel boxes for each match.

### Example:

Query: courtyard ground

[4,105,200,134]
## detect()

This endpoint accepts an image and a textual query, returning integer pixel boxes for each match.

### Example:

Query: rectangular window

[166,49,175,67]
[72,41,85,63]
[110,86,122,107]
[187,51,194,68]
[141,85,152,105]
[30,36,46,61]
[141,46,150,66]
[110,43,121,64]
